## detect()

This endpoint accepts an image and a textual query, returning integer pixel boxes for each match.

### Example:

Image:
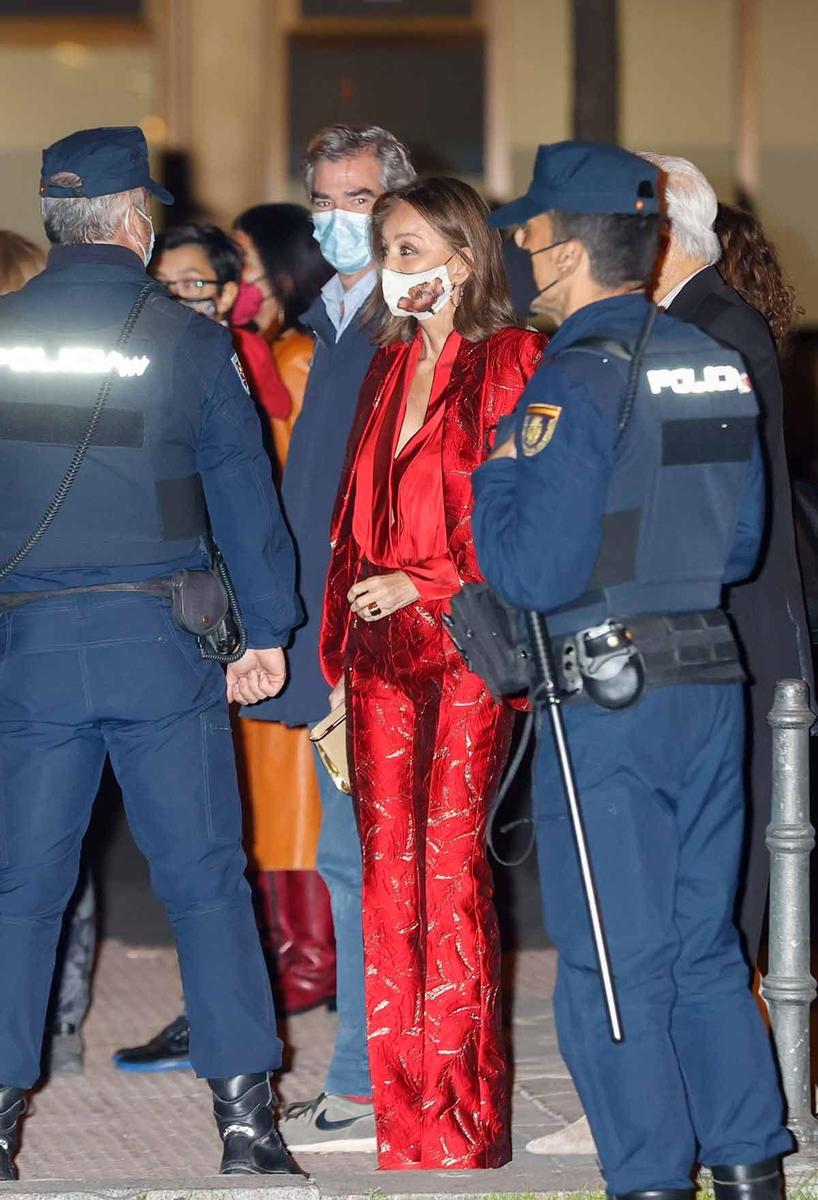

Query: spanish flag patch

[521,403,562,457]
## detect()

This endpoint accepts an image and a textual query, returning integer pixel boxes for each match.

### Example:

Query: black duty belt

[0,564,245,664]
[553,608,744,707]
[0,578,176,613]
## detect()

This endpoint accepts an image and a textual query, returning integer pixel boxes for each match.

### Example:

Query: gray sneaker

[46,1026,84,1077]
[281,1093,376,1153]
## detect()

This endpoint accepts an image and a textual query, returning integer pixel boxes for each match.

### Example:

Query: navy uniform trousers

[0,591,280,1088]
[534,682,791,1195]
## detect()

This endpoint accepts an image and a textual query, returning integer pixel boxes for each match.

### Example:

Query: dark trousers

[0,592,280,1088]
[534,683,791,1195]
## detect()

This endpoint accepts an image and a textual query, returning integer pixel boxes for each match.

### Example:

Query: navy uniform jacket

[246,291,378,727]
[472,293,764,617]
[0,244,298,649]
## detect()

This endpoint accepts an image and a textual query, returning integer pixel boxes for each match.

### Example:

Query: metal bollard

[762,678,818,1146]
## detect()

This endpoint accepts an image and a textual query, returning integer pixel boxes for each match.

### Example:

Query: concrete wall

[502,0,818,321]
[619,0,736,198]
[0,42,155,249]
[758,0,818,321]
[504,0,572,195]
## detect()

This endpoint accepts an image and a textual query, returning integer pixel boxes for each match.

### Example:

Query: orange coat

[237,326,322,872]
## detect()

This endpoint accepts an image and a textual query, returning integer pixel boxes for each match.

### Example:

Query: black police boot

[711,1158,784,1200]
[0,1086,26,1181]
[610,1191,696,1200]
[208,1073,304,1176]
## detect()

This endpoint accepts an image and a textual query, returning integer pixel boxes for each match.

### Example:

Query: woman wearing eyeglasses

[151,222,291,428]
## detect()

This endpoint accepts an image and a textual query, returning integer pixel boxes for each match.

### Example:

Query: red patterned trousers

[346,598,514,1170]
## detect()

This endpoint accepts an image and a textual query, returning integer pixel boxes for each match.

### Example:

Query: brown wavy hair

[363,176,516,346]
[0,230,45,296]
[715,203,800,353]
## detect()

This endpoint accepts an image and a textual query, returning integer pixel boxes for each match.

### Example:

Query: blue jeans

[312,744,371,1097]
[0,593,280,1087]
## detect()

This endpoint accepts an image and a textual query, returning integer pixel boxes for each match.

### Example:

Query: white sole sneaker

[287,1136,377,1154]
[526,1113,597,1155]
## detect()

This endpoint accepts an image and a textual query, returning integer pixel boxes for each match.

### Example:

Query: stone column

[148,0,289,224]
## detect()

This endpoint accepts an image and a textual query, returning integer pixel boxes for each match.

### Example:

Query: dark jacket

[668,265,813,957]
[246,294,379,727]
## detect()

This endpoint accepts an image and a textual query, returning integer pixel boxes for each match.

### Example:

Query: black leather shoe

[209,1073,304,1176]
[0,1086,26,1182]
[112,1014,191,1072]
[711,1158,784,1200]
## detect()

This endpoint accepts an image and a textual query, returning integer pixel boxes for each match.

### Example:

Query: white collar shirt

[321,268,378,343]
[658,264,710,311]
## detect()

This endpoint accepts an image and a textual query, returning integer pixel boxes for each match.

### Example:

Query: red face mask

[232,277,266,326]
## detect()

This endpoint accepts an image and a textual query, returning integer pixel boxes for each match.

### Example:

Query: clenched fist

[226,647,287,705]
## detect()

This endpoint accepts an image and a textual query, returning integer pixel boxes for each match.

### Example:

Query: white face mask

[128,205,155,267]
[380,259,455,321]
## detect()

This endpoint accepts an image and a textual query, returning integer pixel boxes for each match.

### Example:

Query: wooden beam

[735,0,761,208]
[572,0,618,144]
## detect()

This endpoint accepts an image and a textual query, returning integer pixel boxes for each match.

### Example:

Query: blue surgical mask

[312,209,372,275]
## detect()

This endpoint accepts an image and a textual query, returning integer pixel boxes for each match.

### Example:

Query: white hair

[41,172,145,245]
[638,152,721,265]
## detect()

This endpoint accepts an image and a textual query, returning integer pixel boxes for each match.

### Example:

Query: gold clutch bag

[309,702,350,794]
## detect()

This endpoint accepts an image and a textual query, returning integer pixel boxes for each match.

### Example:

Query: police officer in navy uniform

[0,128,303,1180]
[472,143,791,1200]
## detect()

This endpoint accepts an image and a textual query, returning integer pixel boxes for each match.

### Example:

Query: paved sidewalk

[10,939,818,1198]
[11,938,601,1195]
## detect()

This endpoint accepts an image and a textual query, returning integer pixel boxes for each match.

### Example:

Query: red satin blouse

[351,331,462,601]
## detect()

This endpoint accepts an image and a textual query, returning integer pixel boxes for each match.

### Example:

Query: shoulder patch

[231,351,250,394]
[521,402,561,457]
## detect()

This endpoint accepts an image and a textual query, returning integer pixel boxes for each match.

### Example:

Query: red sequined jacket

[320,325,546,685]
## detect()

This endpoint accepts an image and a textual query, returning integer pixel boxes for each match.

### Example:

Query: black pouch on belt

[169,569,230,636]
[443,583,532,699]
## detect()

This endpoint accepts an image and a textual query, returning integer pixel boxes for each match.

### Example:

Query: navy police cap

[490,140,659,228]
[40,126,174,204]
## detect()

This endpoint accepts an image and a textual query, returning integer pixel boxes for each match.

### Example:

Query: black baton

[526,609,624,1043]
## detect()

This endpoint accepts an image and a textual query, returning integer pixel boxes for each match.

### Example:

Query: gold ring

[368,602,382,617]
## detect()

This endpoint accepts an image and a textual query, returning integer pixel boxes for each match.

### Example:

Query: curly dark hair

[715,203,800,353]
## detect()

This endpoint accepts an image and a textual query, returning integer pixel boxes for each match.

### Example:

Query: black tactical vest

[0,290,208,571]
[547,326,759,637]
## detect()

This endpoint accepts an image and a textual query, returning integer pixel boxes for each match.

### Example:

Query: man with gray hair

[240,124,415,1154]
[0,126,302,1177]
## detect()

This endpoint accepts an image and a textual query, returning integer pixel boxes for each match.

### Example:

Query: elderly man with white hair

[528,150,810,1163]
[643,154,723,305]
[643,150,812,965]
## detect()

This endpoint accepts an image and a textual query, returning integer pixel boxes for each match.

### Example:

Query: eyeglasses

[160,277,222,299]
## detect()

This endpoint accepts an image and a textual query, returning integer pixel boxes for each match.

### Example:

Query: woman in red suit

[320,178,545,1171]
